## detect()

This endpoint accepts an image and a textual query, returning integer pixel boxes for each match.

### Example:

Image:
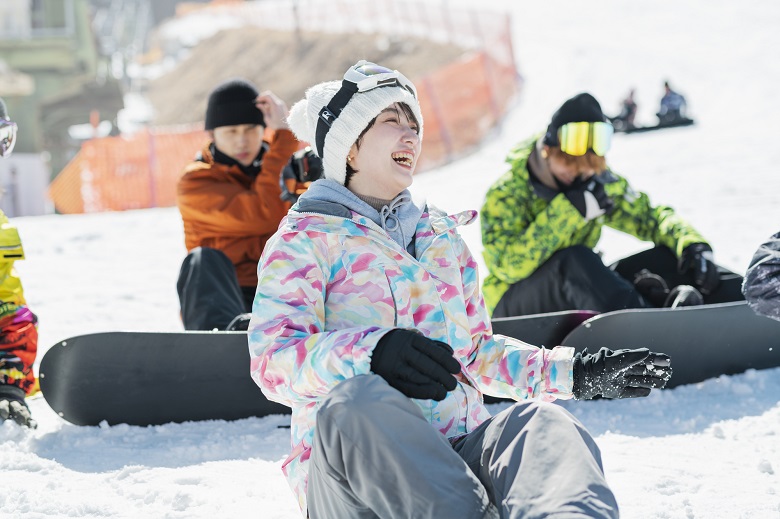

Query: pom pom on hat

[287,64,423,185]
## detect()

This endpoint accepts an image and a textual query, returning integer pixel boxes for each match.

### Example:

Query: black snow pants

[176,247,255,330]
[492,245,744,318]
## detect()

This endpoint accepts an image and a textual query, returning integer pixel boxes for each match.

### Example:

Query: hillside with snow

[2,1,780,517]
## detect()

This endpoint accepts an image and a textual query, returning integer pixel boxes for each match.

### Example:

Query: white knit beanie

[287,66,423,185]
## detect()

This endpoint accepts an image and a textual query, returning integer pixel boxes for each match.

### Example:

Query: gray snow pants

[307,375,618,519]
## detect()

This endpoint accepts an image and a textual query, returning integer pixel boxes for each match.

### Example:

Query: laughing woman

[248,61,671,519]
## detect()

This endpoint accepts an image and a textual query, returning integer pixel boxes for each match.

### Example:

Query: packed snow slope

[3,0,780,517]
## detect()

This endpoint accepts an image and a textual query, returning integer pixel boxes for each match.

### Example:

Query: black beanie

[205,79,264,130]
[543,93,606,146]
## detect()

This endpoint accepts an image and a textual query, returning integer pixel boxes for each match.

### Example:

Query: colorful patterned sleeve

[481,179,587,285]
[454,227,575,401]
[468,338,575,401]
[247,227,391,406]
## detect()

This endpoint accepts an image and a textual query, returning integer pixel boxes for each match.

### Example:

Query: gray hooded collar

[294,179,426,256]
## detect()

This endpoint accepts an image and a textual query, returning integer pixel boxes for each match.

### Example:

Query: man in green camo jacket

[481,93,744,318]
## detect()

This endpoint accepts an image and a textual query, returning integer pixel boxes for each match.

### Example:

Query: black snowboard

[39,331,289,426]
[491,310,599,347]
[562,301,780,388]
[41,303,780,425]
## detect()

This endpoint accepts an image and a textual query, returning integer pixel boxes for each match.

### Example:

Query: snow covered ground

[3,0,780,517]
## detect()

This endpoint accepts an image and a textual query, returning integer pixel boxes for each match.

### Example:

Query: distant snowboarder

[610,88,638,131]
[657,80,688,124]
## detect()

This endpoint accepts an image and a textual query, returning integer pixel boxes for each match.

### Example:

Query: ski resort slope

[3,0,780,517]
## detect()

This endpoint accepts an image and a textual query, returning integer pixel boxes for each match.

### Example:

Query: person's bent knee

[518,400,575,422]
[550,246,619,289]
[317,375,418,442]
[189,246,229,263]
[181,247,237,279]
[182,246,219,269]
[502,400,580,432]
[320,375,400,413]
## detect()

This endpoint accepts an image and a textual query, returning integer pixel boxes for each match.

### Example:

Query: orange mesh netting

[50,127,208,213]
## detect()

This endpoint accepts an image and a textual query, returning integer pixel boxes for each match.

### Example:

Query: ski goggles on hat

[0,119,17,158]
[315,61,417,157]
[557,121,613,156]
[343,61,417,99]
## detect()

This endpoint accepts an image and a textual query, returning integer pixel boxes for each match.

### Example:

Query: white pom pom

[287,98,314,148]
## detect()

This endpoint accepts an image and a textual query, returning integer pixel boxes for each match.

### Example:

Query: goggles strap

[315,80,359,157]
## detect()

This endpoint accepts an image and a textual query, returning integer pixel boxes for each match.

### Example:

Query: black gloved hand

[678,243,719,295]
[573,347,672,400]
[370,329,460,401]
[562,176,614,221]
[0,386,37,429]
[280,147,323,203]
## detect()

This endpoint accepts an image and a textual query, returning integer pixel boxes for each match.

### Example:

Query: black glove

[280,147,323,203]
[678,243,719,295]
[573,347,672,400]
[370,329,460,401]
[562,176,614,220]
[0,394,38,429]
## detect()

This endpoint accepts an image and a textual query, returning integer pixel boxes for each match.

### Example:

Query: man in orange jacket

[176,79,298,330]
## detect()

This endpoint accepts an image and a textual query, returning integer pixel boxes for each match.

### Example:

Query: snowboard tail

[492,310,599,347]
[40,331,289,426]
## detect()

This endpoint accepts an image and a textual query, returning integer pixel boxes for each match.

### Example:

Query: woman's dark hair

[344,102,419,188]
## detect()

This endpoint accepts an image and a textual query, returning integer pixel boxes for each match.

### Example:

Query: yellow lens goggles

[557,121,613,156]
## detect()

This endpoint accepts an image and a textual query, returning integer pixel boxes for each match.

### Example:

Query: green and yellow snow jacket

[480,136,708,313]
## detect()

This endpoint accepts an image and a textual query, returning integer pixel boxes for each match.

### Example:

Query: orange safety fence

[49,127,209,214]
[417,50,518,171]
[49,1,521,214]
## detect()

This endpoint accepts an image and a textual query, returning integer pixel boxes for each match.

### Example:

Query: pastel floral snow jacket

[248,204,575,515]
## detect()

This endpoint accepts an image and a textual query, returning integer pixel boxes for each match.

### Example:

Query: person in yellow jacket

[481,93,744,318]
[0,97,37,428]
[176,79,299,331]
